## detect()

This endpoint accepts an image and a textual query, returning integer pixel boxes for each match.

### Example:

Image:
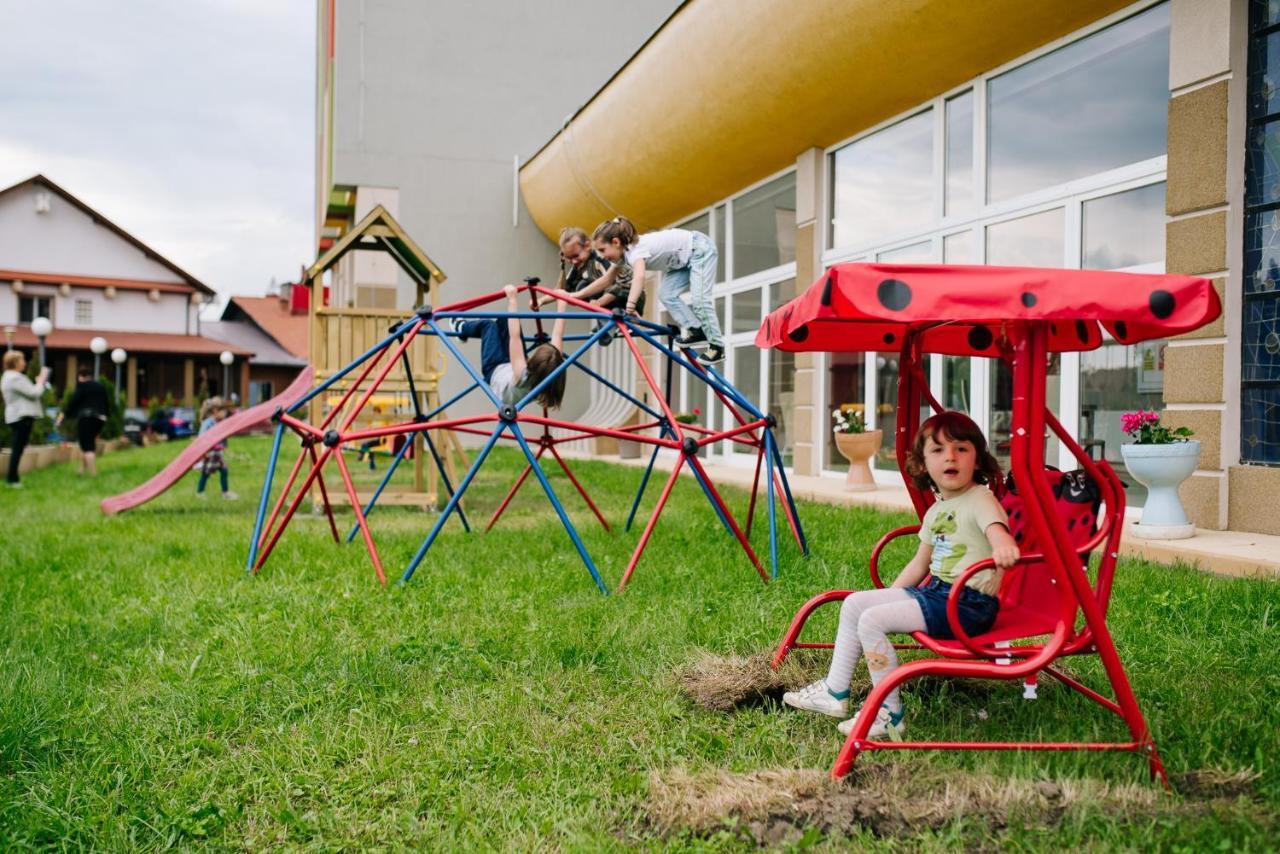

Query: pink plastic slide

[101,366,313,516]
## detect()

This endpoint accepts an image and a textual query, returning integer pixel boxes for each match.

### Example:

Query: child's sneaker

[222,491,239,501]
[697,345,725,366]
[781,680,849,718]
[196,491,208,500]
[837,703,906,741]
[676,327,706,347]
[442,317,467,341]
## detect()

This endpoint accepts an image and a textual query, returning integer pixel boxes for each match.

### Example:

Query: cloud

[0,0,314,302]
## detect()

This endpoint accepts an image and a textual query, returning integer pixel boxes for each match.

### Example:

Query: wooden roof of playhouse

[304,204,446,291]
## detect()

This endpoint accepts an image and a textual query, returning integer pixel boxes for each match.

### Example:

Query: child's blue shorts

[904,577,999,639]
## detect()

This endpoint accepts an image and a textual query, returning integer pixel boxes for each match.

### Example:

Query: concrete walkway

[573,451,1280,580]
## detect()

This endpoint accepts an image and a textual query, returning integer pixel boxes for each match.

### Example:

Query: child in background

[446,285,569,409]
[556,226,611,296]
[782,411,1018,739]
[196,397,237,500]
[591,216,722,365]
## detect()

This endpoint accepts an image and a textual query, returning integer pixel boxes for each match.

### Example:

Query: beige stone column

[183,358,195,406]
[126,356,138,408]
[66,353,78,388]
[790,147,825,476]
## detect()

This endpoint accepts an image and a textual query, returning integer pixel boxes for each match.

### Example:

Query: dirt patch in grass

[643,764,1265,846]
[675,650,843,712]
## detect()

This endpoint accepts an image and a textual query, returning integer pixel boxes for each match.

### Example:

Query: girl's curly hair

[904,410,1001,494]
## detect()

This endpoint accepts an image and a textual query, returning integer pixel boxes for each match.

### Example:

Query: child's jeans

[197,469,229,493]
[453,318,510,384]
[659,232,723,348]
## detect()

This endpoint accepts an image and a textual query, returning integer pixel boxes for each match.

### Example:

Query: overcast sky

[0,0,314,305]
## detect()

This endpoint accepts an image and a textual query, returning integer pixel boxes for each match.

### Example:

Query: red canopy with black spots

[755,263,1221,355]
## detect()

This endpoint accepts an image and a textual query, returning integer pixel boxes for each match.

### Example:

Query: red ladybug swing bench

[760,263,1221,783]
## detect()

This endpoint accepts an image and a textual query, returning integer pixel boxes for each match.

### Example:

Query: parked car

[149,406,196,439]
[123,407,149,445]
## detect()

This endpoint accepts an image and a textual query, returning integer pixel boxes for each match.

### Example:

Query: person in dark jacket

[55,366,109,476]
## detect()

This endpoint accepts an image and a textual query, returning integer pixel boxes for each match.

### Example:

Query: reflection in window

[987,3,1169,203]
[769,348,795,465]
[768,278,796,313]
[944,357,970,412]
[733,173,796,278]
[943,231,973,264]
[730,345,762,454]
[986,208,1065,267]
[714,205,727,282]
[731,287,762,334]
[1080,338,1164,502]
[878,241,933,263]
[826,353,866,469]
[990,357,1061,473]
[874,352,901,471]
[832,109,934,249]
[678,211,710,238]
[946,91,974,216]
[1082,183,1166,269]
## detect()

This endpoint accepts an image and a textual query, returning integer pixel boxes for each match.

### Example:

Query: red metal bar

[548,443,611,532]
[519,413,679,448]
[279,412,323,439]
[859,740,1145,752]
[744,445,765,538]
[486,449,542,532]
[771,589,853,668]
[867,525,921,588]
[308,444,341,544]
[1043,666,1123,716]
[341,413,497,443]
[617,456,685,592]
[257,445,310,550]
[773,469,804,549]
[318,338,395,431]
[340,320,424,432]
[332,444,386,586]
[616,325,685,441]
[253,445,335,573]
[696,417,768,447]
[686,453,768,583]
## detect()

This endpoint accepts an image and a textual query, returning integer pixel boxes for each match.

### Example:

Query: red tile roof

[228,296,308,359]
[8,327,253,357]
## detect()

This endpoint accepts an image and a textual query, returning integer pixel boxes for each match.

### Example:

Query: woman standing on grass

[2,350,51,488]
[55,365,109,476]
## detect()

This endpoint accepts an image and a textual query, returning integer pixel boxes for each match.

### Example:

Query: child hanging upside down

[446,284,568,409]
[782,411,1019,740]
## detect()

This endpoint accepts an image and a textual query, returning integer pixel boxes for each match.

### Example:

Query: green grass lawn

[2,435,1278,849]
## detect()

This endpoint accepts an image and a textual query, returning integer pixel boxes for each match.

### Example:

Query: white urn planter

[1120,440,1200,540]
[834,429,882,492]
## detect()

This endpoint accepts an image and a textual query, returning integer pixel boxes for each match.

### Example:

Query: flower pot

[834,429,882,492]
[1120,440,1200,539]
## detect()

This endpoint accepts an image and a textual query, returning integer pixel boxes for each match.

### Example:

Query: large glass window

[826,352,866,469]
[986,208,1064,267]
[731,287,763,334]
[730,345,762,455]
[877,241,932,264]
[831,109,934,249]
[733,173,796,278]
[1082,183,1166,269]
[714,205,727,282]
[769,348,795,465]
[1080,338,1164,502]
[945,91,974,217]
[986,4,1169,202]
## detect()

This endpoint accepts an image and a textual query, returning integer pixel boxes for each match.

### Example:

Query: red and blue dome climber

[244,280,807,594]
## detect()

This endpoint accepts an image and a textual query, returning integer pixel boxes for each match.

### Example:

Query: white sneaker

[222,490,239,501]
[838,703,906,741]
[196,491,208,499]
[781,679,849,718]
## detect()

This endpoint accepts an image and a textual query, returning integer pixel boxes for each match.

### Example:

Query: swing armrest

[868,525,922,589]
[943,554,1043,659]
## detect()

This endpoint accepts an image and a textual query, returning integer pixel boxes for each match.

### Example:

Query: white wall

[0,183,186,284]
[0,283,191,335]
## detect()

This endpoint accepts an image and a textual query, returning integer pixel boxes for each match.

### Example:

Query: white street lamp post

[219,350,234,400]
[31,316,53,369]
[90,336,108,378]
[111,348,127,407]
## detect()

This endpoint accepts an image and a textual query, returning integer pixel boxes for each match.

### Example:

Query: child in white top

[576,216,725,366]
[781,411,1019,740]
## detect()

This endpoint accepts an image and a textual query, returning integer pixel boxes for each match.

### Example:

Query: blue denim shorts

[904,577,999,639]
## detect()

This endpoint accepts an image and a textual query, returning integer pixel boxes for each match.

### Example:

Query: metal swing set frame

[244,281,807,594]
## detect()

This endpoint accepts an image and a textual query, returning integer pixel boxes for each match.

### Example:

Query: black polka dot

[1150,289,1175,319]
[1021,292,1037,308]
[1050,323,1058,335]
[883,332,895,344]
[1075,320,1090,344]
[968,325,993,351]
[788,324,809,343]
[1014,531,1024,543]
[877,279,912,311]
[820,275,835,307]
[1067,518,1076,530]
[1114,320,1128,340]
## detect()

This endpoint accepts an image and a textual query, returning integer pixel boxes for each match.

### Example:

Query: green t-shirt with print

[918,484,1009,596]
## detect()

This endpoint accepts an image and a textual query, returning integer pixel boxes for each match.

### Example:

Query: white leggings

[826,588,926,712]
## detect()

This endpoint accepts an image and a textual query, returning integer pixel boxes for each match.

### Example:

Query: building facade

[512,0,1280,537]
[0,175,252,406]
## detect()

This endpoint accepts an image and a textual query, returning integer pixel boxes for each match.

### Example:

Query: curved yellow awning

[520,0,1133,239]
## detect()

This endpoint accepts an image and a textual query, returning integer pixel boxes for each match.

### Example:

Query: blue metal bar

[507,422,608,594]
[625,325,759,415]
[571,360,664,420]
[429,318,504,409]
[765,429,779,579]
[345,434,415,543]
[702,361,765,419]
[422,428,471,532]
[246,420,285,572]
[625,440,662,533]
[401,422,507,584]
[768,428,809,556]
[434,310,605,321]
[514,322,612,412]
[288,317,416,413]
[398,335,425,419]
